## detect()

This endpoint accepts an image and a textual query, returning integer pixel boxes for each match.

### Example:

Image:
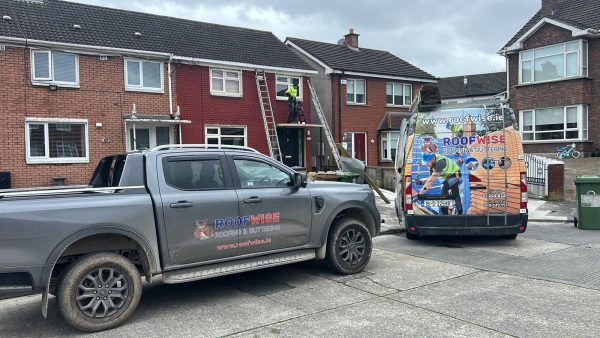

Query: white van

[395,87,528,239]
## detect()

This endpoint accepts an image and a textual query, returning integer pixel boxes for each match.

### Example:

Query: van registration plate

[423,200,453,207]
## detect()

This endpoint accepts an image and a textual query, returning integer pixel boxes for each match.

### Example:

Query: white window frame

[519,105,588,143]
[30,50,80,87]
[380,131,401,161]
[209,68,243,97]
[346,79,366,104]
[124,58,165,93]
[126,124,174,151]
[25,117,89,164]
[275,74,303,100]
[519,40,588,85]
[205,125,247,146]
[386,82,412,106]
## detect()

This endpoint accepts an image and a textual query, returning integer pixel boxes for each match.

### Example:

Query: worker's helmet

[421,153,435,165]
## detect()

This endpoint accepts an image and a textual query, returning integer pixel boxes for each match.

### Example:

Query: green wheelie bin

[574,176,600,229]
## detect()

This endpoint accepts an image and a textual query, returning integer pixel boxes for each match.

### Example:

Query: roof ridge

[440,71,505,79]
[287,36,392,54]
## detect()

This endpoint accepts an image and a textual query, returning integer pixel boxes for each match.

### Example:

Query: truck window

[165,159,226,190]
[234,159,291,188]
[89,155,127,187]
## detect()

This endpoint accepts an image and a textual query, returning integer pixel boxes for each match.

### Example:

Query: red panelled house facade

[0,0,314,188]
[500,0,600,155]
[286,31,436,169]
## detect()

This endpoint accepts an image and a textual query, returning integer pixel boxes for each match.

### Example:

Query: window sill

[211,92,243,98]
[346,103,369,107]
[125,87,164,94]
[521,139,589,144]
[516,76,592,87]
[276,96,304,101]
[26,158,90,165]
[386,104,410,108]
[32,82,80,89]
[379,159,394,163]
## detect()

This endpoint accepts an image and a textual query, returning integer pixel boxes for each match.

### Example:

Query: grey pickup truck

[0,145,380,332]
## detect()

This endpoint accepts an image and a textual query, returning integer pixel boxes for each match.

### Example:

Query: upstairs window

[31,50,79,86]
[346,79,366,104]
[210,68,242,97]
[519,40,588,84]
[386,82,412,106]
[276,75,302,100]
[125,59,164,92]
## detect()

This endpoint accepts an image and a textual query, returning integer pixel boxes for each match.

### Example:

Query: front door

[229,155,312,255]
[158,154,239,265]
[277,128,304,168]
[348,132,367,164]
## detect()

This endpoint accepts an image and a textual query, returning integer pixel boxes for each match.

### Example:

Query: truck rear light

[408,226,417,232]
[469,175,481,182]
[404,176,413,212]
[520,172,528,211]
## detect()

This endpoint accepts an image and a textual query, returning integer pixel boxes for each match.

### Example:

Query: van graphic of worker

[417,153,463,215]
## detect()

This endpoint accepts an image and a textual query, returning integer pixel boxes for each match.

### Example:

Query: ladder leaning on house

[255,70,282,162]
[307,80,342,170]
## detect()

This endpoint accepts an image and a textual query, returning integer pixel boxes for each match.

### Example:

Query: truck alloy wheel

[326,218,372,274]
[57,252,142,332]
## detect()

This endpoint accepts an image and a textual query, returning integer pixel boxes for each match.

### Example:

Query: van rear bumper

[405,214,528,237]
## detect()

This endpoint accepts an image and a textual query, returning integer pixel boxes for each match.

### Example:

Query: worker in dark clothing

[285,84,299,123]
[418,152,463,215]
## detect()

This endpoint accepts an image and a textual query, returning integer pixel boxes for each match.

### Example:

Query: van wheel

[57,252,142,332]
[325,218,372,275]
[500,234,518,240]
[406,232,419,240]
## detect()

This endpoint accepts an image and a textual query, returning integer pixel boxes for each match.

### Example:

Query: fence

[525,153,564,200]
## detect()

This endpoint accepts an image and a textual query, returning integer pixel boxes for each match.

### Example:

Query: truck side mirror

[293,173,307,188]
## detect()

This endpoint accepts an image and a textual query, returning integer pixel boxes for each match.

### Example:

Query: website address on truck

[216,237,272,251]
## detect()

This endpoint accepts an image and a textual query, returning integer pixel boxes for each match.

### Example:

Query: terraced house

[500,0,600,155]
[286,30,436,169]
[0,0,314,188]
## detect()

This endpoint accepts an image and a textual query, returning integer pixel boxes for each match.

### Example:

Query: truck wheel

[325,218,372,275]
[57,252,142,332]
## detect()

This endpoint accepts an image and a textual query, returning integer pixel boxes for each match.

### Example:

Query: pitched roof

[503,0,600,49]
[287,37,435,80]
[377,112,410,131]
[0,0,313,71]
[438,72,506,99]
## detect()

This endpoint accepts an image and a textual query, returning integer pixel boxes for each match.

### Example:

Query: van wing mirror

[293,173,307,188]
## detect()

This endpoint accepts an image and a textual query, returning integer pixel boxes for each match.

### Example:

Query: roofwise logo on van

[444,135,505,146]
[419,114,506,146]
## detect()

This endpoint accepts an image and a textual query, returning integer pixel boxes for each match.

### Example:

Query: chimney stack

[344,28,359,49]
[541,0,562,16]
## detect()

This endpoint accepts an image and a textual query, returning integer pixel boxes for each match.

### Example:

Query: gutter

[0,36,318,75]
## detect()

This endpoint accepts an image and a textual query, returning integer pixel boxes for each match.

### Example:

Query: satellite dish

[337,38,345,45]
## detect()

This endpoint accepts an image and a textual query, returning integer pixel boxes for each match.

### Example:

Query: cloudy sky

[67,0,539,77]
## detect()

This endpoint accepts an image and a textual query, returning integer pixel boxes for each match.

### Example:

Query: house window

[276,75,302,100]
[25,119,88,164]
[386,82,412,106]
[125,59,164,92]
[520,105,588,142]
[205,126,246,146]
[346,79,366,104]
[519,40,588,84]
[31,50,79,86]
[127,125,173,151]
[380,131,401,161]
[210,68,242,96]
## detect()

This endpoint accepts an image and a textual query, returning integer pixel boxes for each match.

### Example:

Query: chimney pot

[541,0,562,16]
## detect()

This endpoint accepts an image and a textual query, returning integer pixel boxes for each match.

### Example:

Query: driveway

[2,222,600,337]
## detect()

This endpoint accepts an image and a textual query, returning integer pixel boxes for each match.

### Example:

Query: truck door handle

[244,196,262,203]
[170,201,193,208]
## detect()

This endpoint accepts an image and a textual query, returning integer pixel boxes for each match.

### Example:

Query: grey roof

[0,0,313,71]
[438,72,506,99]
[503,0,600,49]
[287,37,435,80]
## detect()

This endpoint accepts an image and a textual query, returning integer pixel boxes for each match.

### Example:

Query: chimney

[344,28,359,49]
[541,0,562,16]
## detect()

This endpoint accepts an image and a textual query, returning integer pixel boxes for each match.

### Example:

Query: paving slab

[432,236,571,258]
[232,297,509,338]
[391,271,600,337]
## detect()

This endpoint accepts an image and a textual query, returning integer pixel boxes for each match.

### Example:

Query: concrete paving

[2,220,600,337]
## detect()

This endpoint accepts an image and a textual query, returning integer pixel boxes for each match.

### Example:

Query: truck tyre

[57,252,142,332]
[325,218,372,275]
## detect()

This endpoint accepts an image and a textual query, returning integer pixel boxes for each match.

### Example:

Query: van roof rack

[150,144,261,153]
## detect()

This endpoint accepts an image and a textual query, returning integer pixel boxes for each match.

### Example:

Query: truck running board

[162,249,316,284]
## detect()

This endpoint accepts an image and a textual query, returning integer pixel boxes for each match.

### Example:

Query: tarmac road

[2,221,600,337]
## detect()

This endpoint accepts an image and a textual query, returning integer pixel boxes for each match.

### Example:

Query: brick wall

[176,66,312,169]
[508,23,599,155]
[0,46,173,188]
[331,75,428,167]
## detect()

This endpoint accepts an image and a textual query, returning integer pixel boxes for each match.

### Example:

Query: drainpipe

[505,53,510,100]
[168,54,174,116]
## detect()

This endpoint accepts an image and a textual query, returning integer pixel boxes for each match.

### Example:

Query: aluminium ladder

[255,70,282,162]
[307,80,342,170]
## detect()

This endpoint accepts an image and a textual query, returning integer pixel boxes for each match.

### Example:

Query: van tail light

[404,176,413,213]
[520,172,528,212]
